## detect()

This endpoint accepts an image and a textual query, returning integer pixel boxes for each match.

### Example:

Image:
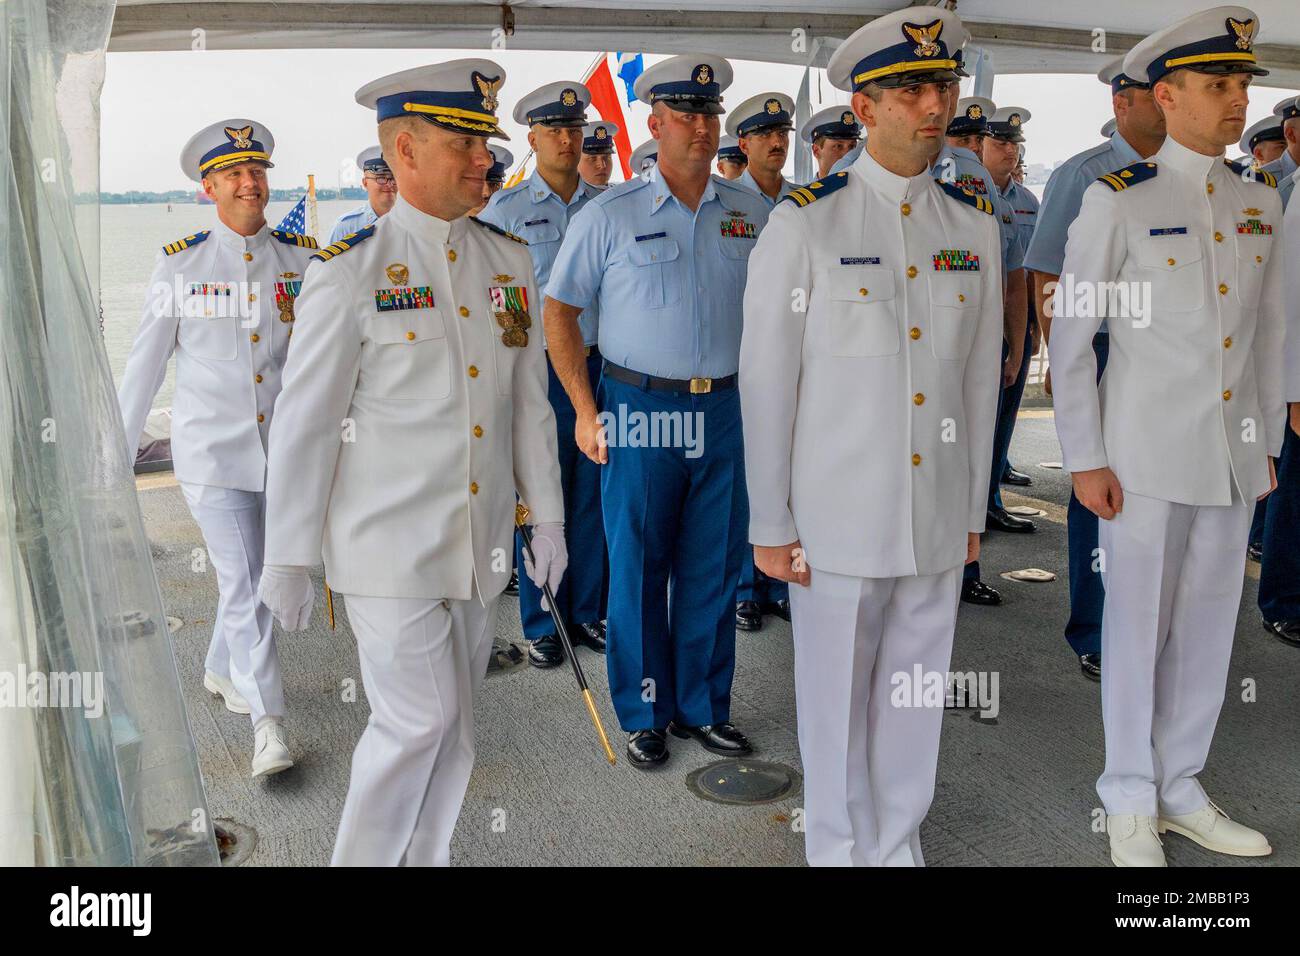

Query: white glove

[523,523,567,609]
[257,565,314,631]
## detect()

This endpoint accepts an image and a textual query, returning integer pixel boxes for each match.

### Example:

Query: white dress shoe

[203,671,251,715]
[251,719,294,778]
[1158,801,1272,857]
[1107,814,1167,867]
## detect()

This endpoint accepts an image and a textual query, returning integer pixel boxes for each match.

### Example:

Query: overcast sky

[100,48,1298,193]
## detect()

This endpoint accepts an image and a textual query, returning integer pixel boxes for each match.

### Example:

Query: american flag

[276,196,307,234]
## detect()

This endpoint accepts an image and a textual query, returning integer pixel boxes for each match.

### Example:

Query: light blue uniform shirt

[478,170,604,345]
[328,202,380,244]
[547,165,770,379]
[832,142,1023,272]
[1261,148,1297,208]
[998,177,1040,265]
[733,168,801,207]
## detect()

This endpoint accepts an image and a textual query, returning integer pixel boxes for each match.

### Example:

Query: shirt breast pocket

[826,266,898,357]
[363,311,450,400]
[1234,235,1270,309]
[626,237,681,309]
[521,221,562,249]
[928,273,981,361]
[1134,236,1204,312]
[178,309,237,361]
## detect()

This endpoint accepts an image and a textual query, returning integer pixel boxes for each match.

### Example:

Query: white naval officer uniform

[1050,138,1286,819]
[740,147,1003,866]
[117,217,318,727]
[262,194,563,865]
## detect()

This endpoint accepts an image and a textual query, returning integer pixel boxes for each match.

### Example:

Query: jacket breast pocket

[826,266,898,357]
[177,312,237,361]
[928,273,981,361]
[363,311,450,400]
[1234,235,1270,309]
[626,237,681,308]
[1134,236,1204,312]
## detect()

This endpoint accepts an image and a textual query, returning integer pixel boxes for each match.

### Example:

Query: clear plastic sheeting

[0,0,218,866]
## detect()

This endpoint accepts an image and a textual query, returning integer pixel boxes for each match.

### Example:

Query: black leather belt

[602,361,737,394]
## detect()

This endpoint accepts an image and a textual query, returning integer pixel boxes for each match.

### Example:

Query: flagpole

[306,174,318,240]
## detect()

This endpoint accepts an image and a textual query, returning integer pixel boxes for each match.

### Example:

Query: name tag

[840,257,881,265]
[635,232,667,242]
[933,249,980,272]
[1148,227,1188,236]
[374,287,436,312]
[523,218,550,227]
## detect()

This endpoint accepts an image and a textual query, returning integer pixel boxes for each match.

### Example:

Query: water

[101,200,359,411]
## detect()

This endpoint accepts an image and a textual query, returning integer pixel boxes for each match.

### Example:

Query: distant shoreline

[90,189,369,205]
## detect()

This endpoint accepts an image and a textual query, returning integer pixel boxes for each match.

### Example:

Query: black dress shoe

[1001,467,1032,487]
[1247,542,1263,563]
[668,721,753,755]
[736,600,762,631]
[527,633,564,668]
[986,507,1037,533]
[504,569,519,596]
[627,729,669,767]
[573,620,607,653]
[961,578,1002,606]
[762,599,792,622]
[1262,619,1300,648]
[1079,652,1102,681]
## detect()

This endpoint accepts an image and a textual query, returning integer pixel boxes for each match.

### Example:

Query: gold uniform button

[243,252,253,261]
[1167,258,1176,266]
[913,393,925,406]
[473,425,483,438]
[907,265,918,279]
[1223,389,1232,401]
[1206,183,1214,194]
[447,249,457,262]
[901,202,911,216]
[1214,232,1224,242]
[912,453,922,467]
[468,365,479,378]
[1256,255,1263,263]
[406,331,416,341]
[255,374,263,383]
[470,482,479,495]
[958,294,966,303]
[249,292,257,302]
[859,287,868,296]
[250,333,260,343]
[1224,337,1233,349]
[257,414,265,423]
[459,306,470,317]
[909,327,921,340]
[1218,283,1228,295]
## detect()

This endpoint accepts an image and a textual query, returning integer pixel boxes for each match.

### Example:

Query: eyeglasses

[366,174,396,186]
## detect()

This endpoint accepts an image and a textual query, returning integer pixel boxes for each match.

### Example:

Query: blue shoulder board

[162,230,211,256]
[936,179,994,214]
[270,229,320,250]
[1096,162,1158,192]
[470,216,528,244]
[1223,158,1277,188]
[780,171,850,208]
[311,225,376,262]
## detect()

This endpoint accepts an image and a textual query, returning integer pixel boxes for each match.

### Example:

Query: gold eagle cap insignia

[841,111,854,126]
[967,104,983,119]
[386,263,409,286]
[765,98,781,114]
[1227,17,1256,51]
[595,126,608,139]
[1009,113,1022,127]
[561,89,577,107]
[225,125,254,149]
[473,71,503,113]
[902,19,943,58]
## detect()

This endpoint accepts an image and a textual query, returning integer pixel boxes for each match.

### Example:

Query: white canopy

[109,1,1300,88]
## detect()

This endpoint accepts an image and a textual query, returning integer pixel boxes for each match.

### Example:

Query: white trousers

[789,565,962,867]
[180,481,282,726]
[331,591,499,867]
[1096,491,1249,817]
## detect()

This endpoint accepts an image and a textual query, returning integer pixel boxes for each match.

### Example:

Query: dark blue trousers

[516,352,608,639]
[599,375,747,732]
[1259,420,1300,623]
[737,553,789,605]
[1062,332,1110,656]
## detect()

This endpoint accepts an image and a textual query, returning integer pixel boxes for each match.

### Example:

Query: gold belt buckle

[583,345,592,357]
[689,377,712,394]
